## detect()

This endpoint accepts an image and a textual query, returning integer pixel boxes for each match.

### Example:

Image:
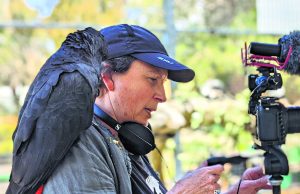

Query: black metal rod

[272,185,281,194]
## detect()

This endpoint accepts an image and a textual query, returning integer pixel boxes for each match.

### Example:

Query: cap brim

[131,53,195,82]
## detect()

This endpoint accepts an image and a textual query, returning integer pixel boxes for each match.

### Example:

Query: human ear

[101,72,114,91]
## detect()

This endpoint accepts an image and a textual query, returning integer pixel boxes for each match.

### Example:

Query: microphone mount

[241,42,293,70]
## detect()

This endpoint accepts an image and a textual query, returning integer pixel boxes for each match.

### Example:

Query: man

[42,24,271,193]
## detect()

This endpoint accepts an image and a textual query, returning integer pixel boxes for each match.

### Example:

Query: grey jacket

[43,117,132,194]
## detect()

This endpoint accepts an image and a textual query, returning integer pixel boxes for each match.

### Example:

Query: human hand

[224,166,272,194]
[168,162,224,194]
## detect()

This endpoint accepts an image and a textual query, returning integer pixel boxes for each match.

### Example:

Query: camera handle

[261,145,289,194]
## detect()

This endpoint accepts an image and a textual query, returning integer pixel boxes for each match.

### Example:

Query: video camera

[241,42,300,194]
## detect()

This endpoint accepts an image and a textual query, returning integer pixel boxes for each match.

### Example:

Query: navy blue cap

[100,24,195,82]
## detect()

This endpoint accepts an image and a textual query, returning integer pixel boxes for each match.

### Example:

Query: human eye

[148,77,158,84]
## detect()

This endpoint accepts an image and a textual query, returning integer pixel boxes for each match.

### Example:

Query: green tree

[0,0,45,112]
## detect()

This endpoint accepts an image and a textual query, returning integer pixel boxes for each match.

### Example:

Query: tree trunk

[11,85,21,113]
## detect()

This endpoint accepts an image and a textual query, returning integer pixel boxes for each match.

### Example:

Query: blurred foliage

[1,0,300,190]
[47,0,125,47]
[203,0,255,28]
[0,116,17,154]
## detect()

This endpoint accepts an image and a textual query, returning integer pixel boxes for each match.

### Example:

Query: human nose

[154,83,166,103]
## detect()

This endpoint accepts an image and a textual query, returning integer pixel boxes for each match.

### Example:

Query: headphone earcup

[93,104,156,155]
[118,122,155,155]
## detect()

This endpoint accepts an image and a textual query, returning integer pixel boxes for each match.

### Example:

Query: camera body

[248,67,300,148]
[247,67,286,146]
[254,97,287,146]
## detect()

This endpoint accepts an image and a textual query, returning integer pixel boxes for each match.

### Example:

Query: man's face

[110,60,168,125]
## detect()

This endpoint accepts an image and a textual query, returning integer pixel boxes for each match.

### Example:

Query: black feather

[7,27,107,194]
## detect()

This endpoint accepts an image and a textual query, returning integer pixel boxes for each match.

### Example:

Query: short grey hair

[99,55,136,91]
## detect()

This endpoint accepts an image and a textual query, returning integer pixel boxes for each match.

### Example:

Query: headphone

[93,104,156,155]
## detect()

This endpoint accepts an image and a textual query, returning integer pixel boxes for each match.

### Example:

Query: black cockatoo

[6,27,107,194]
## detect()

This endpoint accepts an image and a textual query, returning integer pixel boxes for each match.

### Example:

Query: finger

[207,174,221,183]
[261,184,273,190]
[244,175,269,188]
[214,174,221,180]
[206,164,224,175]
[256,175,269,186]
[243,166,264,180]
[213,174,221,182]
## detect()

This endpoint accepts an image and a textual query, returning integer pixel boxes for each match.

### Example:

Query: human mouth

[145,108,155,117]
